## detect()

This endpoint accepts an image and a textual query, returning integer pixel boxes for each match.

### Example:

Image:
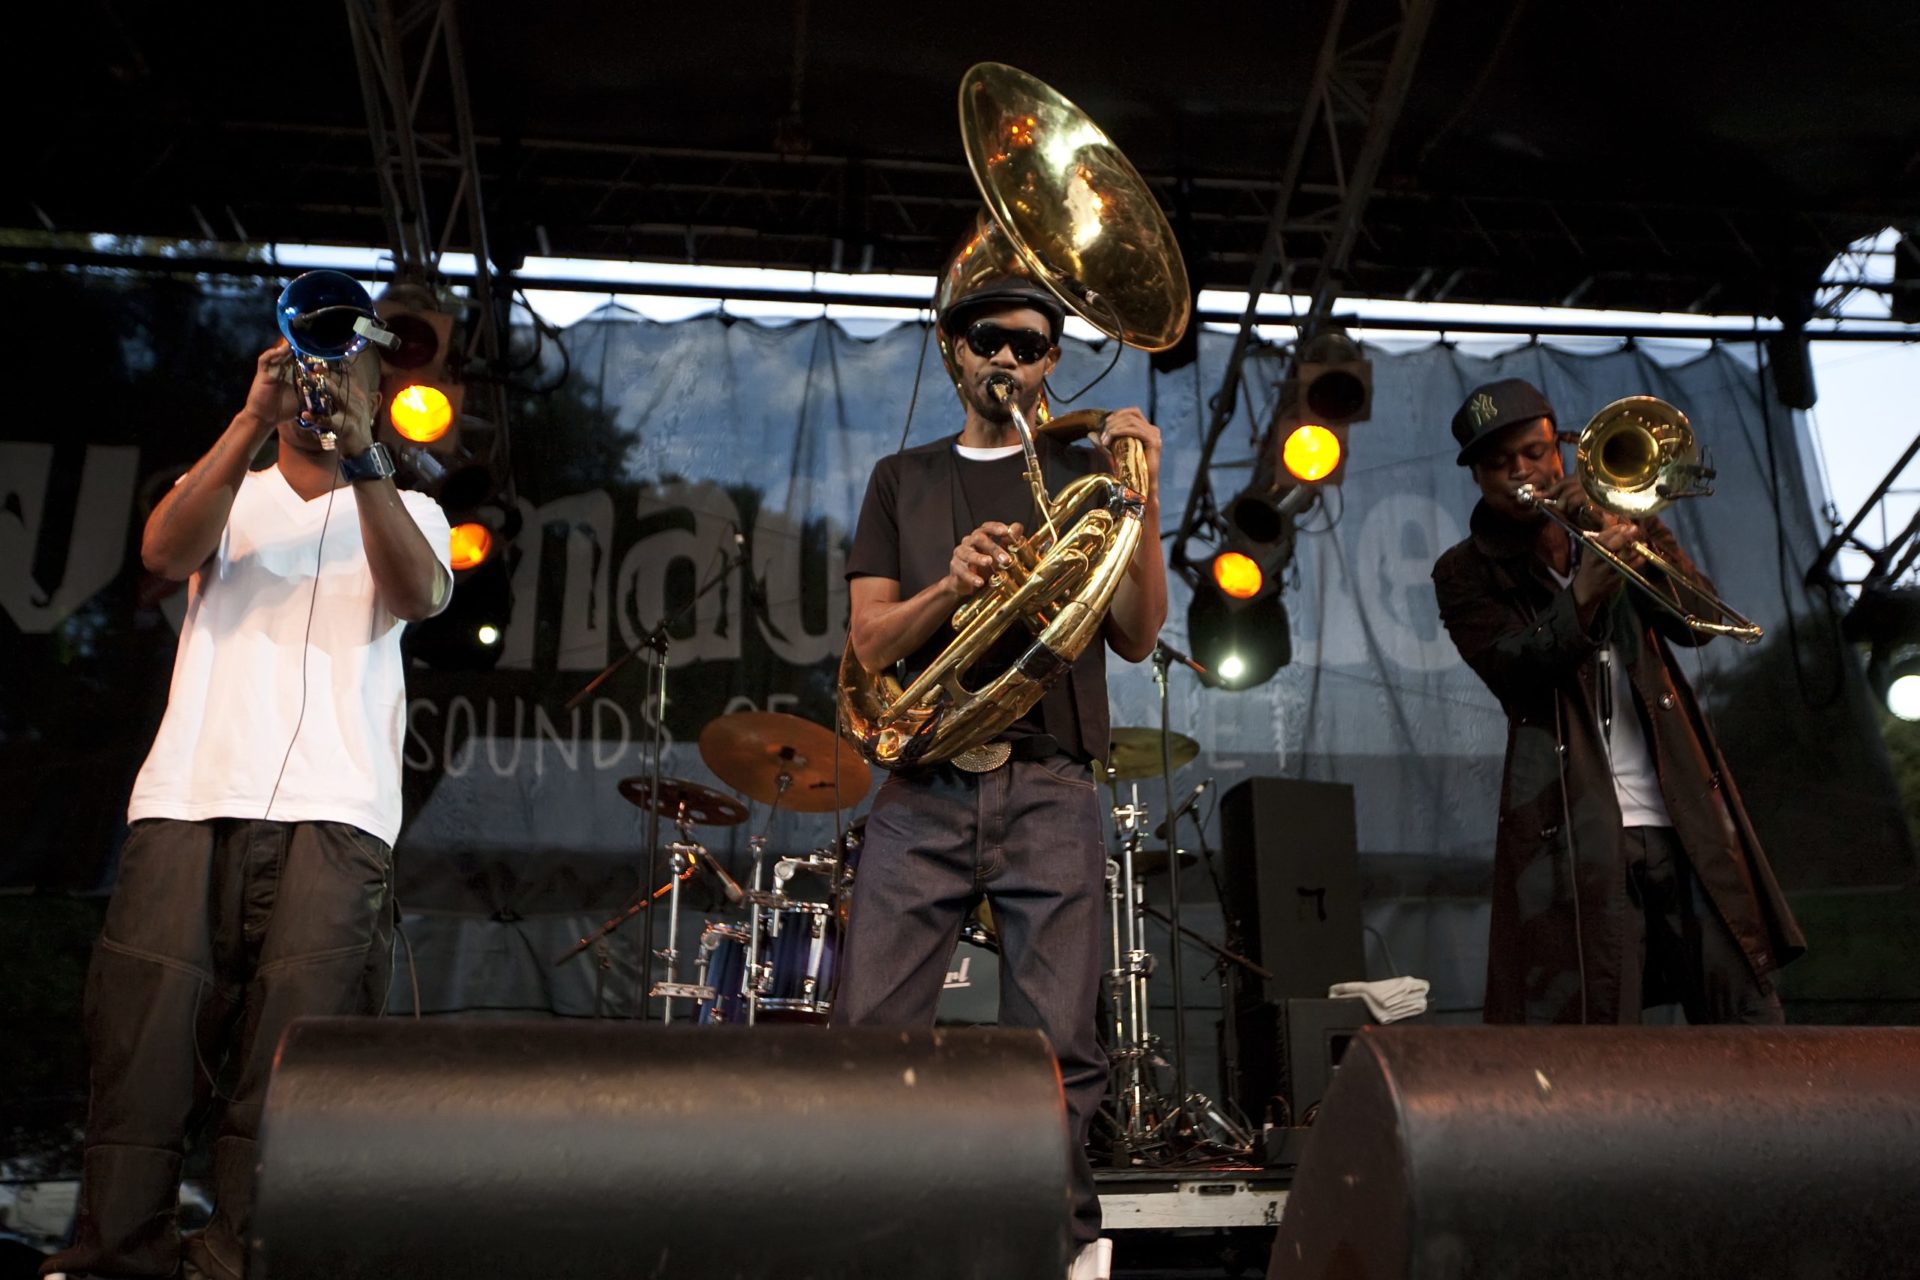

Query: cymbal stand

[1103,781,1187,1162]
[562,538,747,1020]
[1147,640,1250,1159]
[648,806,714,1022]
[742,767,793,1027]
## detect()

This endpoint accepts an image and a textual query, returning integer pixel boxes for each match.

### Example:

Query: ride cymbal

[698,711,871,812]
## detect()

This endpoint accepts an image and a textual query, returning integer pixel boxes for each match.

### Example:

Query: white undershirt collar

[953,441,1024,461]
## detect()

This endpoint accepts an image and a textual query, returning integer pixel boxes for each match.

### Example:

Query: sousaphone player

[835,64,1187,1280]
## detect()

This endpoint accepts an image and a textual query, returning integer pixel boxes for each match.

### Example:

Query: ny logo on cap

[1468,392,1499,428]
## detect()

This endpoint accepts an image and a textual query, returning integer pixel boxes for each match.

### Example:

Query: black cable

[263,449,342,821]
[1045,331,1125,405]
[895,316,936,454]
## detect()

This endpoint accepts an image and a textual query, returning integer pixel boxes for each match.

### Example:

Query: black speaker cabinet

[1219,777,1364,1002]
[254,1020,1072,1280]
[1269,1026,1920,1279]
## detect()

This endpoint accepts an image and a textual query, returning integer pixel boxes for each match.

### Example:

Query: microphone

[692,851,745,905]
[1154,777,1213,840]
[731,524,775,620]
[1153,638,1227,690]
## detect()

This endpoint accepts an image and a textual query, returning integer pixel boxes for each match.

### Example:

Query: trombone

[1515,396,1764,645]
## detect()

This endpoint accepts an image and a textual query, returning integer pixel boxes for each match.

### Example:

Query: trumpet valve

[949,534,1053,634]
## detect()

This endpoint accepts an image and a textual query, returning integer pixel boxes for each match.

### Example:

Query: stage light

[1842,584,1920,718]
[391,384,454,443]
[448,521,493,571]
[1298,331,1373,425]
[1213,551,1264,600]
[1282,423,1344,483]
[1885,650,1920,720]
[405,555,510,672]
[375,285,464,454]
[1187,581,1290,689]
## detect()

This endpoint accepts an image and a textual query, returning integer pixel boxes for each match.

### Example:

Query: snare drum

[758,901,838,1020]
[694,923,751,1025]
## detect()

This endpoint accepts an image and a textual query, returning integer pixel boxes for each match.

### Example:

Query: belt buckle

[950,742,1013,773]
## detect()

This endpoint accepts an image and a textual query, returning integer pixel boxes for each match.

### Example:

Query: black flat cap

[1451,378,1557,465]
[939,274,1067,344]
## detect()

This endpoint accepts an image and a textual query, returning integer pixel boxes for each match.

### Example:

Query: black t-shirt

[846,439,1086,755]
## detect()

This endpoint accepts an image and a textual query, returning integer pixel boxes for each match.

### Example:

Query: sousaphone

[837,63,1191,770]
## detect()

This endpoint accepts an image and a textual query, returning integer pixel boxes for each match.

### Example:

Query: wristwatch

[339,442,396,484]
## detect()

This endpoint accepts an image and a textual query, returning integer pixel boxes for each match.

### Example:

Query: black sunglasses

[964,320,1053,364]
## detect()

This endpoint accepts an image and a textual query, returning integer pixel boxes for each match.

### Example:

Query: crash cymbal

[616,777,749,828]
[1127,846,1197,878]
[1103,727,1200,780]
[698,711,871,813]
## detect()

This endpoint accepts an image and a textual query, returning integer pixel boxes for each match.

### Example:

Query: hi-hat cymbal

[1103,727,1200,780]
[698,711,871,813]
[1127,846,1197,878]
[616,777,749,828]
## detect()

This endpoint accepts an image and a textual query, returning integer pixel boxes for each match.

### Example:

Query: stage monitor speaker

[254,1020,1071,1280]
[1220,777,1363,1000]
[1269,1026,1920,1279]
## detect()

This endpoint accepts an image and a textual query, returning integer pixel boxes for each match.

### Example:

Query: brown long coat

[1432,502,1805,1023]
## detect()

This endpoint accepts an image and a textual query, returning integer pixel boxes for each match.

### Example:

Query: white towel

[1329,976,1430,1024]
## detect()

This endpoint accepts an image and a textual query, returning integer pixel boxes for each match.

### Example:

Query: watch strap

[340,442,396,483]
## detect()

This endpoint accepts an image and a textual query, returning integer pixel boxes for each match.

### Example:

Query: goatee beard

[968,382,1018,423]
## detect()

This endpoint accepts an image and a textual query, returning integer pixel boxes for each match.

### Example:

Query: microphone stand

[1150,642,1190,1112]
[560,539,749,1020]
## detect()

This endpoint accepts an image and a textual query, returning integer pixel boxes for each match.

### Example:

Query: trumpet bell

[276,269,379,362]
[1577,396,1699,518]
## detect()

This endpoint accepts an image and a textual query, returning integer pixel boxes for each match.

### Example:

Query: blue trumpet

[274,270,393,449]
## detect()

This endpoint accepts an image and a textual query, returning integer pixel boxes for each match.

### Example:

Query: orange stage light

[1282,423,1343,483]
[448,521,493,572]
[1212,551,1265,600]
[390,384,454,443]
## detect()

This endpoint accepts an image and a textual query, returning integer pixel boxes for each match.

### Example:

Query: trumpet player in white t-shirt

[45,336,452,1280]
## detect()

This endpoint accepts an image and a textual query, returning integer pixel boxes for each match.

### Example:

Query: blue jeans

[832,755,1110,1246]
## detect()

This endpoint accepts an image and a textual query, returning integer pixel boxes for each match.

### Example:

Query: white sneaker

[1068,1237,1113,1280]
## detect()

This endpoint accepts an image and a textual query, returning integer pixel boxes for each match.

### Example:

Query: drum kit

[558,707,1262,1163]
[557,711,868,1025]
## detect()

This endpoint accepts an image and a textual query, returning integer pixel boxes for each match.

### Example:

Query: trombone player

[1431,377,1803,1026]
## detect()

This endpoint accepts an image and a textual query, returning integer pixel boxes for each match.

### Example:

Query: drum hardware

[700,710,869,1026]
[562,539,752,1018]
[554,779,744,1018]
[1092,658,1256,1164]
[1103,779,1164,1157]
[648,831,718,1021]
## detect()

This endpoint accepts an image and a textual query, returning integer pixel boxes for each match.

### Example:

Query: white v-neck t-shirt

[1547,565,1673,828]
[128,466,453,845]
